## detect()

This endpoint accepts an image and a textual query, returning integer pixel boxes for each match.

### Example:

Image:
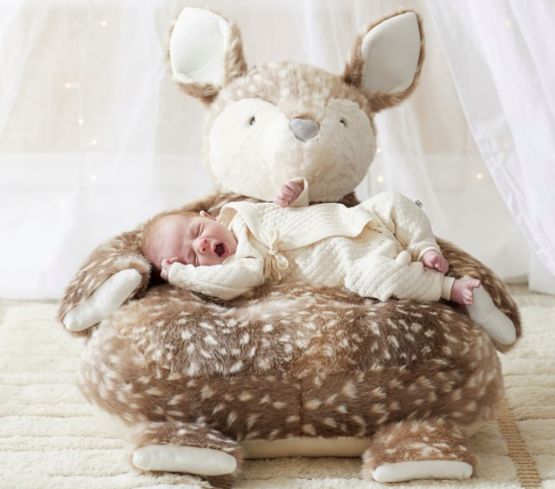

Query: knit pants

[345,250,455,302]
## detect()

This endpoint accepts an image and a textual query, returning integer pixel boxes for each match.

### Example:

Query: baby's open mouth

[214,242,225,257]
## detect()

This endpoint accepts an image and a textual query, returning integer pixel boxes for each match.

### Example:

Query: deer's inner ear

[343,11,424,111]
[170,7,247,103]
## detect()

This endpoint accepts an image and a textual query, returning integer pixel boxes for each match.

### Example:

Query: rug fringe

[497,396,542,488]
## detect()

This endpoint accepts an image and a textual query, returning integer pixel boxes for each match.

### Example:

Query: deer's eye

[249,116,256,126]
[339,118,347,127]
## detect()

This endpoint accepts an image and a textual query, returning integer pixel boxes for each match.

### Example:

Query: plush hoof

[132,444,237,476]
[464,277,517,345]
[373,460,473,482]
[63,268,142,331]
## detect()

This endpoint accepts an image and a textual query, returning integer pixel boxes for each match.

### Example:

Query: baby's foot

[451,278,481,305]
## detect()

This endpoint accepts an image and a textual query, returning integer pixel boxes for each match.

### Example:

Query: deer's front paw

[63,269,142,331]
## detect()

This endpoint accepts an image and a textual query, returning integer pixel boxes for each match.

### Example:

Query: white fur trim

[361,12,421,94]
[170,7,231,85]
[63,269,141,331]
[373,460,473,482]
[132,445,237,476]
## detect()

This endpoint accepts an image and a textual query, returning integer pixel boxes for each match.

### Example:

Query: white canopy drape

[1,0,545,299]
[426,0,555,293]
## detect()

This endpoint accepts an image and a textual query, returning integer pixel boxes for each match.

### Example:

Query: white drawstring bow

[263,229,289,281]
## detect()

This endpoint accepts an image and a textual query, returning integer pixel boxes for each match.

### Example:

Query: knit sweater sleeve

[290,177,309,207]
[364,191,441,261]
[167,256,265,301]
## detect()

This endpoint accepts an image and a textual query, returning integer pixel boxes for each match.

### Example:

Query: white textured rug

[1,287,553,489]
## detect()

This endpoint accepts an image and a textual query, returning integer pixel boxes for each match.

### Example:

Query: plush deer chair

[59,8,520,488]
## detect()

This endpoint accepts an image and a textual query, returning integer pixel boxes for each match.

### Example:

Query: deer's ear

[169,7,247,104]
[343,11,424,112]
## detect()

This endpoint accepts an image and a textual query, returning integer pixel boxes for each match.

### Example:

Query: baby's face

[156,213,237,267]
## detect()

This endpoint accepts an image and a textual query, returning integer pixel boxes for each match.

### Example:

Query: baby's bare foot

[451,278,481,305]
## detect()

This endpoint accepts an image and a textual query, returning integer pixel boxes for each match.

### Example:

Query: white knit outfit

[168,184,455,302]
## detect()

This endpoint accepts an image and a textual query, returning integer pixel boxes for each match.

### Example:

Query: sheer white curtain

[426,0,555,293]
[0,0,537,299]
[1,0,201,299]
[304,0,531,285]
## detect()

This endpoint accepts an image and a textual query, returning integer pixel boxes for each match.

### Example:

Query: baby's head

[142,211,237,271]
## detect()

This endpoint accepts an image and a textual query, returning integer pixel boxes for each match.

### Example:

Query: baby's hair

[142,210,200,270]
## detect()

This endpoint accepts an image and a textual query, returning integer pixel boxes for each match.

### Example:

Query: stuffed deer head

[169,7,424,203]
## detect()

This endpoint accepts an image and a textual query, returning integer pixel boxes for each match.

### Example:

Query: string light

[59,199,67,207]
[89,174,97,182]
[376,147,382,154]
[78,118,84,126]
[377,175,384,183]
[90,139,98,146]
[99,20,108,27]
[476,173,484,180]
[505,20,512,28]
[64,82,78,89]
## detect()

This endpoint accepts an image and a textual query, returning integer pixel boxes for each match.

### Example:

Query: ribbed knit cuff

[168,262,189,286]
[414,244,442,261]
[290,177,309,207]
[441,276,456,300]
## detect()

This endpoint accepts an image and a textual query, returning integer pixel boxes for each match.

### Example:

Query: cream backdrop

[1,0,550,299]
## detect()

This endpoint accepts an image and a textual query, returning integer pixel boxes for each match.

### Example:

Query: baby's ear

[200,210,215,220]
[343,11,424,112]
[169,7,247,104]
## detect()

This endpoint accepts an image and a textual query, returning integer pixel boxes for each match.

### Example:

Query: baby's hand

[274,180,304,207]
[160,257,180,281]
[422,250,449,274]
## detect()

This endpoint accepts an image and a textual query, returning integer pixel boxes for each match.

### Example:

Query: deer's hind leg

[362,417,476,483]
[130,420,243,489]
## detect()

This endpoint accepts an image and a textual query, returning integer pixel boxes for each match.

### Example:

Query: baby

[142,180,516,345]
